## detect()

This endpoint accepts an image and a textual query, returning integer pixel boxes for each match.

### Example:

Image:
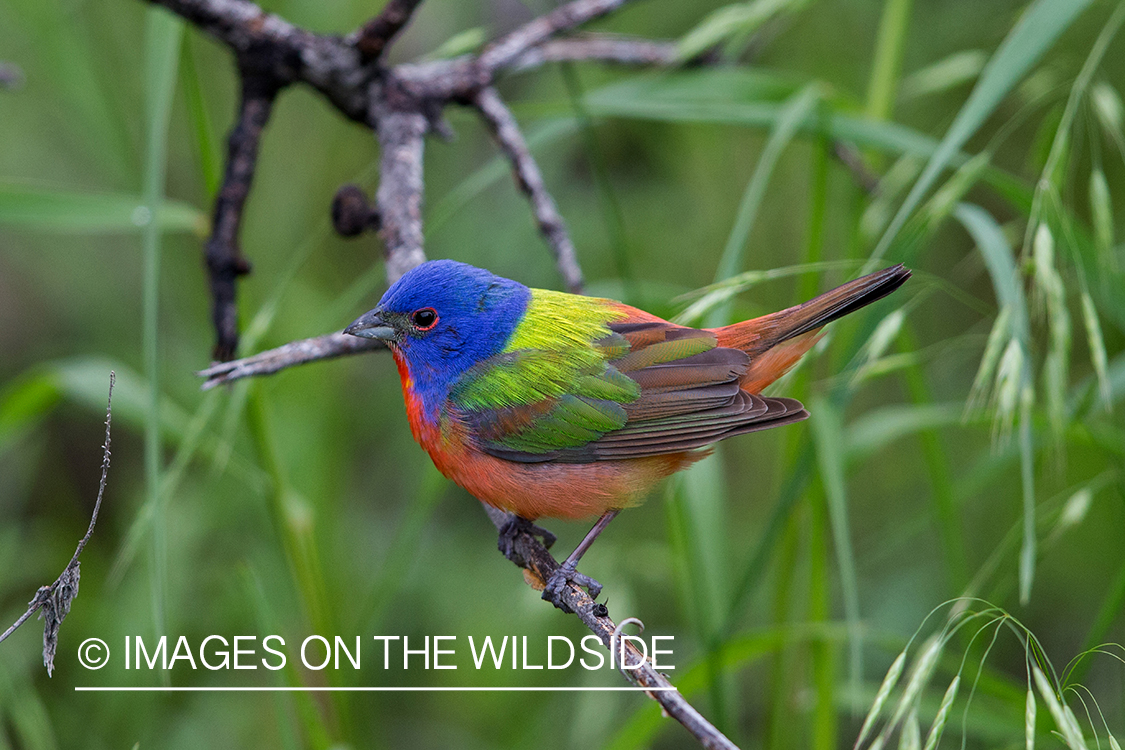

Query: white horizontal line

[75,686,676,692]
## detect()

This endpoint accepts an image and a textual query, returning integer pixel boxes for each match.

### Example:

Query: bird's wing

[451,313,807,464]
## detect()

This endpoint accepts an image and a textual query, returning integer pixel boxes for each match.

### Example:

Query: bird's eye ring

[411,307,438,331]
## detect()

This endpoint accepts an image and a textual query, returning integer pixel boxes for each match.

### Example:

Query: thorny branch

[161,0,743,744]
[0,372,115,676]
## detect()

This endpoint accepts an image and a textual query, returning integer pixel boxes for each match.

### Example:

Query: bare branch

[373,105,429,283]
[200,332,384,389]
[351,0,425,62]
[147,0,371,122]
[0,372,115,676]
[477,0,627,74]
[474,86,584,293]
[509,34,677,72]
[207,73,278,361]
[151,0,695,354]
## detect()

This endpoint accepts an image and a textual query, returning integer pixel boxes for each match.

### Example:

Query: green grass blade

[869,0,1096,265]
[7,0,134,183]
[810,395,863,701]
[141,5,183,650]
[666,455,734,729]
[865,0,914,122]
[427,118,576,236]
[584,70,1032,207]
[1021,0,1125,256]
[180,35,222,198]
[560,63,636,290]
[900,50,987,102]
[1017,386,1036,605]
[0,664,56,750]
[676,0,807,62]
[607,624,848,750]
[722,445,813,631]
[708,84,821,323]
[0,182,205,234]
[0,372,61,455]
[1088,169,1114,268]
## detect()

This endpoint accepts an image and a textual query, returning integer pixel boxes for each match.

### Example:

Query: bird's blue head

[344,260,530,419]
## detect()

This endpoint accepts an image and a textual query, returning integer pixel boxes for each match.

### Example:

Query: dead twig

[0,372,115,676]
[474,86,585,293]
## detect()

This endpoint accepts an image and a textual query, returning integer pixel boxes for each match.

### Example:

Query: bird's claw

[542,561,603,612]
[497,516,557,564]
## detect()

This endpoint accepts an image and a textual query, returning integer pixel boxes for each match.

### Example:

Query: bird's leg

[542,509,620,608]
[497,514,557,564]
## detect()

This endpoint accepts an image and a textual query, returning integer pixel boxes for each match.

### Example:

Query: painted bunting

[345,260,909,600]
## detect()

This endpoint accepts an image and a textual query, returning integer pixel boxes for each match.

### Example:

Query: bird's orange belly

[428,442,698,520]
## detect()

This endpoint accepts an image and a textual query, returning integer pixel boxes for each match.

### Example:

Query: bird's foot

[497,515,557,564]
[541,561,603,612]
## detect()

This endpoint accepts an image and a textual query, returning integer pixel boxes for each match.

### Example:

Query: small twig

[200,332,383,389]
[373,107,429,283]
[351,0,425,62]
[208,72,280,360]
[474,86,585,293]
[0,372,115,676]
[476,0,626,74]
[509,34,677,71]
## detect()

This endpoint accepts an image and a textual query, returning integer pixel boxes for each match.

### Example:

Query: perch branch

[199,332,384,388]
[474,86,584,293]
[0,372,115,676]
[479,503,739,750]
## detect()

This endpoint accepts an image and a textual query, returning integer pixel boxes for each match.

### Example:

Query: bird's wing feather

[451,307,808,464]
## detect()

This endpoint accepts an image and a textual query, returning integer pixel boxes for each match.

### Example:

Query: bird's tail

[709,264,911,392]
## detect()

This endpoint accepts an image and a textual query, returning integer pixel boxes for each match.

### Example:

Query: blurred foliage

[2,0,1125,748]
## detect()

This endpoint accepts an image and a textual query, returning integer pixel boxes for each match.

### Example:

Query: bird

[345,259,910,604]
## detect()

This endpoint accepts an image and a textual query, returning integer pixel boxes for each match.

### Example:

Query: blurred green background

[2,0,1124,747]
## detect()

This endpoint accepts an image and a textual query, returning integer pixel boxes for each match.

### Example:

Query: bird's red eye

[411,307,438,331]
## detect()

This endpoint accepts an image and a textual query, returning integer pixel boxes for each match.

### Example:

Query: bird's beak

[344,309,397,341]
